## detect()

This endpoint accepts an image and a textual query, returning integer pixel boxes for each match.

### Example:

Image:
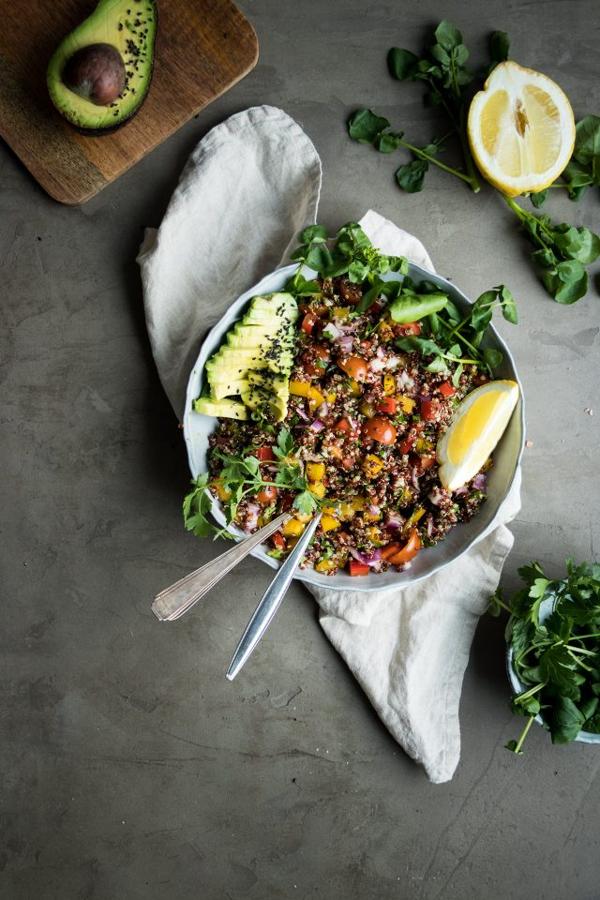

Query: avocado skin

[47,0,157,134]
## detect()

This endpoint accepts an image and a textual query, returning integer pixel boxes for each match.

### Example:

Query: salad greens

[490,560,600,754]
[347,21,600,304]
[183,427,318,540]
[393,282,517,378]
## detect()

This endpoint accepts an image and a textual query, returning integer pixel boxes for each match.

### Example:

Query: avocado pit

[63,43,126,106]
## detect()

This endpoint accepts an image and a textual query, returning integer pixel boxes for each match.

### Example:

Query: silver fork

[152,512,290,622]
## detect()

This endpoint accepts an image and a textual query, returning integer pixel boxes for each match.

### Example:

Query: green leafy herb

[183,427,322,539]
[393,280,517,376]
[492,559,600,754]
[183,473,233,541]
[347,23,599,305]
[504,196,600,304]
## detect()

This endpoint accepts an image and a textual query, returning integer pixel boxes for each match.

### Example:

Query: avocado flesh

[47,0,157,132]
[196,293,298,421]
[193,397,247,420]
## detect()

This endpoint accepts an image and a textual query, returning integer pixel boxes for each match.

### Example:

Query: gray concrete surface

[2,1,600,897]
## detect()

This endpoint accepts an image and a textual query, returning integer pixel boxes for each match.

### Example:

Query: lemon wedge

[467,61,575,197]
[437,380,519,491]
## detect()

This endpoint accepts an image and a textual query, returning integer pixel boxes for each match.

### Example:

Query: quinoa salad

[205,274,490,577]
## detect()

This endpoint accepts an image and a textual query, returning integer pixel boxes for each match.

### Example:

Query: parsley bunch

[347,21,600,305]
[491,561,600,754]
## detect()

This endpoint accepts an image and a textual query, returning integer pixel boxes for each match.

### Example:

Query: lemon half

[467,61,575,197]
[437,380,520,491]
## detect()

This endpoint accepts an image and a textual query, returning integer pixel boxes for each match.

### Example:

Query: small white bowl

[506,598,600,744]
[184,262,525,593]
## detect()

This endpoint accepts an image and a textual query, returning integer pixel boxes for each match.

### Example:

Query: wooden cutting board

[0,0,258,204]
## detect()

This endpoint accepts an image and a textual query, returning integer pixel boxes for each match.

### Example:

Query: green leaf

[387,47,419,81]
[498,285,519,323]
[395,159,428,193]
[348,109,390,144]
[294,490,318,517]
[287,272,322,296]
[376,131,405,153]
[299,225,328,244]
[551,696,586,743]
[539,645,578,693]
[482,347,503,372]
[431,44,451,66]
[470,290,496,330]
[585,713,600,733]
[489,30,510,63]
[553,224,600,265]
[434,20,463,51]
[573,114,600,170]
[396,335,442,357]
[530,189,548,209]
[541,259,588,304]
[509,617,535,659]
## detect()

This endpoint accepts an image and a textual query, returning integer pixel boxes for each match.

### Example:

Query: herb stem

[515,681,545,703]
[457,106,481,194]
[512,714,536,754]
[397,138,476,186]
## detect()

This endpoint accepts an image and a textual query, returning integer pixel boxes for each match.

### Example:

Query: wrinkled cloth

[138,105,521,783]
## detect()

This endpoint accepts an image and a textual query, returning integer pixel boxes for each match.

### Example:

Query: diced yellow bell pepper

[315,558,336,573]
[347,378,362,396]
[404,506,425,532]
[360,401,375,417]
[289,380,325,409]
[363,508,382,522]
[383,374,396,396]
[211,480,232,502]
[307,462,326,482]
[322,503,338,516]
[309,481,326,499]
[333,306,351,319]
[296,511,313,524]
[366,526,384,545]
[398,395,416,414]
[378,320,394,342]
[326,391,337,404]
[415,436,433,454]
[320,514,341,532]
[362,454,384,479]
[283,518,306,537]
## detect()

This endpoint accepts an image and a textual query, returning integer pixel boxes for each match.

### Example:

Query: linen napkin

[138,105,521,783]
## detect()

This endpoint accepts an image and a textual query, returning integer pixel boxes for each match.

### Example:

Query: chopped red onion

[411,468,420,491]
[336,335,354,353]
[322,322,341,340]
[472,473,487,491]
[385,511,404,530]
[349,547,382,566]
[428,486,444,506]
[453,485,468,497]
[296,405,310,421]
[310,419,325,432]
[367,503,381,516]
[369,358,386,372]
[385,356,400,369]
[317,401,329,417]
[426,515,434,539]
[398,371,415,389]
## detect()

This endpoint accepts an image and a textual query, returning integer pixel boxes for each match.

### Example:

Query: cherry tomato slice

[420,398,439,422]
[335,417,352,433]
[388,529,422,565]
[349,560,370,576]
[339,356,368,382]
[257,485,278,504]
[363,416,397,445]
[438,381,455,398]
[377,397,397,415]
[301,312,318,335]
[303,344,330,377]
[381,543,402,561]
[417,454,437,472]
[394,322,421,337]
[255,446,275,461]
[271,532,286,551]
[399,434,415,454]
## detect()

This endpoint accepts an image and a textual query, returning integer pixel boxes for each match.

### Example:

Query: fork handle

[152,512,290,622]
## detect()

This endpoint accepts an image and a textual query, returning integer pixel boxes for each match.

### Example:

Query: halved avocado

[47,0,157,132]
[193,397,248,420]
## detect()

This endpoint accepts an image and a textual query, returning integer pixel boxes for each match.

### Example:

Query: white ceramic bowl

[506,598,600,744]
[184,263,525,592]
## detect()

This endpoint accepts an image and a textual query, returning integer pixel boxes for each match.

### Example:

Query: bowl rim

[506,598,600,744]
[183,261,525,593]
